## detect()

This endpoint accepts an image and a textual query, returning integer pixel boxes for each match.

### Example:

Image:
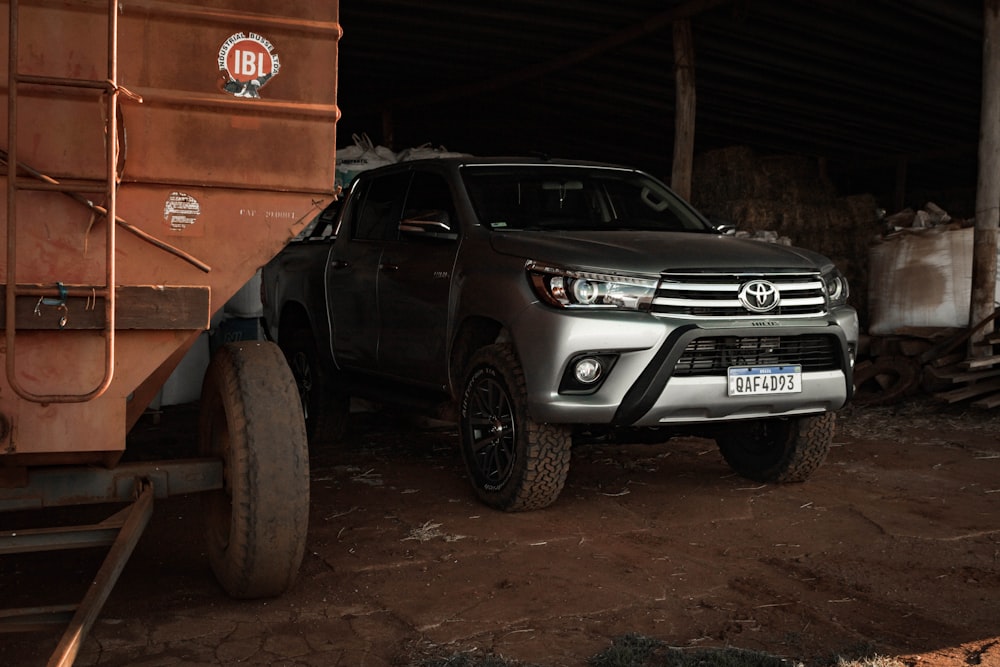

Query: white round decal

[163,192,201,233]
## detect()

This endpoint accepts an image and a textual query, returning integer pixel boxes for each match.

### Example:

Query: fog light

[574,357,603,384]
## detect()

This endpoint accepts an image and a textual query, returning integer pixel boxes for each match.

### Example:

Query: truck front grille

[672,334,841,377]
[651,271,827,318]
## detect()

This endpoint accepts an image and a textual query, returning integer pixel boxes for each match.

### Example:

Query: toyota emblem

[738,280,780,313]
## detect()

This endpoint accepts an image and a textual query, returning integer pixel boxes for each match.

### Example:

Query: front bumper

[512,303,856,427]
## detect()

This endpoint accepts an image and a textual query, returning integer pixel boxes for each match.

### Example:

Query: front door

[327,171,410,371]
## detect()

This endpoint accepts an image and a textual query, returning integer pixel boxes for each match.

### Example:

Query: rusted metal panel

[1,0,339,461]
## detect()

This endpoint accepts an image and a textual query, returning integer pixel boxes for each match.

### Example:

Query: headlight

[528,262,658,310]
[822,267,850,307]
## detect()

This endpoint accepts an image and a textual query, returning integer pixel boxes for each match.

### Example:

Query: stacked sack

[396,143,472,162]
[334,133,397,190]
[335,135,473,191]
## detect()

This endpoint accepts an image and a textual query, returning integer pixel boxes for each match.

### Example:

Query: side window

[300,199,340,240]
[351,171,411,241]
[402,171,457,229]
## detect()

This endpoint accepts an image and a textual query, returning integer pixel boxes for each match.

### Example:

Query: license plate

[727,365,802,396]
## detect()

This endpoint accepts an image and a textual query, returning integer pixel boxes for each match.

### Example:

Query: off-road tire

[715,412,835,483]
[460,344,571,511]
[199,342,310,598]
[283,328,349,444]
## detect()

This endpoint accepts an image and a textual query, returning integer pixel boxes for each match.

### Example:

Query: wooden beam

[0,285,210,330]
[365,0,729,112]
[894,156,908,212]
[671,18,696,201]
[381,108,395,151]
[970,0,1000,354]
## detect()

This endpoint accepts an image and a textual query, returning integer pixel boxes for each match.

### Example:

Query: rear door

[376,168,460,386]
[327,171,410,371]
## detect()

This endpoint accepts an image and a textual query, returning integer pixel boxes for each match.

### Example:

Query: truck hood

[488,230,833,274]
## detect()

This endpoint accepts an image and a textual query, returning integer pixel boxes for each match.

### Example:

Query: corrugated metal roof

[336,0,983,199]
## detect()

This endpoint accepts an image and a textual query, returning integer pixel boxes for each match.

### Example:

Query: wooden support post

[971,0,1000,356]
[671,18,695,201]
[381,108,395,151]
[894,156,908,213]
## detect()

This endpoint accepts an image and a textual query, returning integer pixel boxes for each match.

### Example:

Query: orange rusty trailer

[0,1,339,663]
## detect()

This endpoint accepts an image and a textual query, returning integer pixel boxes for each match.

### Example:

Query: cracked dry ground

[2,398,1000,667]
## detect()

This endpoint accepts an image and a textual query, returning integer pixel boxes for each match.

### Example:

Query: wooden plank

[917,307,1000,365]
[934,377,1000,403]
[972,391,1000,409]
[932,352,966,368]
[925,364,1000,384]
[891,326,962,341]
[115,286,211,330]
[0,285,210,330]
[959,354,1000,370]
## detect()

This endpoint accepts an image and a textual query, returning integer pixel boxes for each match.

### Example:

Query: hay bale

[692,145,880,329]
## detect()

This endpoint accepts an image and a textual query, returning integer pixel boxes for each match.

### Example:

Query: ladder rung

[15,73,112,91]
[0,605,77,633]
[12,178,110,194]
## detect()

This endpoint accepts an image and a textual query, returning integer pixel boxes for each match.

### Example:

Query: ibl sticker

[218,32,281,98]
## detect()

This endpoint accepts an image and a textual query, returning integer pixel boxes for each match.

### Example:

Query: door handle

[330,259,350,269]
[379,263,399,272]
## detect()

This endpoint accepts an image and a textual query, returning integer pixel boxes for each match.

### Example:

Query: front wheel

[199,341,310,598]
[460,344,571,512]
[714,412,835,483]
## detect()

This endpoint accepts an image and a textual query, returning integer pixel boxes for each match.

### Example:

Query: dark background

[336,1,982,209]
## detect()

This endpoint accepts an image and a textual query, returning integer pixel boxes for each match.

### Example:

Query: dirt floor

[2,397,1000,667]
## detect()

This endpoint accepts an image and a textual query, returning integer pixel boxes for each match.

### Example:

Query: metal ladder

[0,481,154,667]
[4,0,119,403]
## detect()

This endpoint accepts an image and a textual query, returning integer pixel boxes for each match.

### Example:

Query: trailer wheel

[460,344,571,511]
[283,328,349,444]
[714,412,835,483]
[198,341,310,598]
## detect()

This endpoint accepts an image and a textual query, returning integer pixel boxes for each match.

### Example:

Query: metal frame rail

[0,458,223,665]
[0,482,154,667]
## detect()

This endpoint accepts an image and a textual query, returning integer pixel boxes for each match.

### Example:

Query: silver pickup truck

[261,157,858,512]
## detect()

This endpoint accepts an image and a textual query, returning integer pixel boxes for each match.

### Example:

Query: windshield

[460,165,713,233]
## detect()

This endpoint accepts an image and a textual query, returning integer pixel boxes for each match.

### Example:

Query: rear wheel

[283,328,349,444]
[715,412,835,483]
[199,341,310,598]
[460,344,571,511]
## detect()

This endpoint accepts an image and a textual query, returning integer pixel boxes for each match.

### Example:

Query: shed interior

[337,1,983,210]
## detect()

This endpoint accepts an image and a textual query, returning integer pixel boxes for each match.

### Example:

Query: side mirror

[399,210,457,240]
[709,217,737,235]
